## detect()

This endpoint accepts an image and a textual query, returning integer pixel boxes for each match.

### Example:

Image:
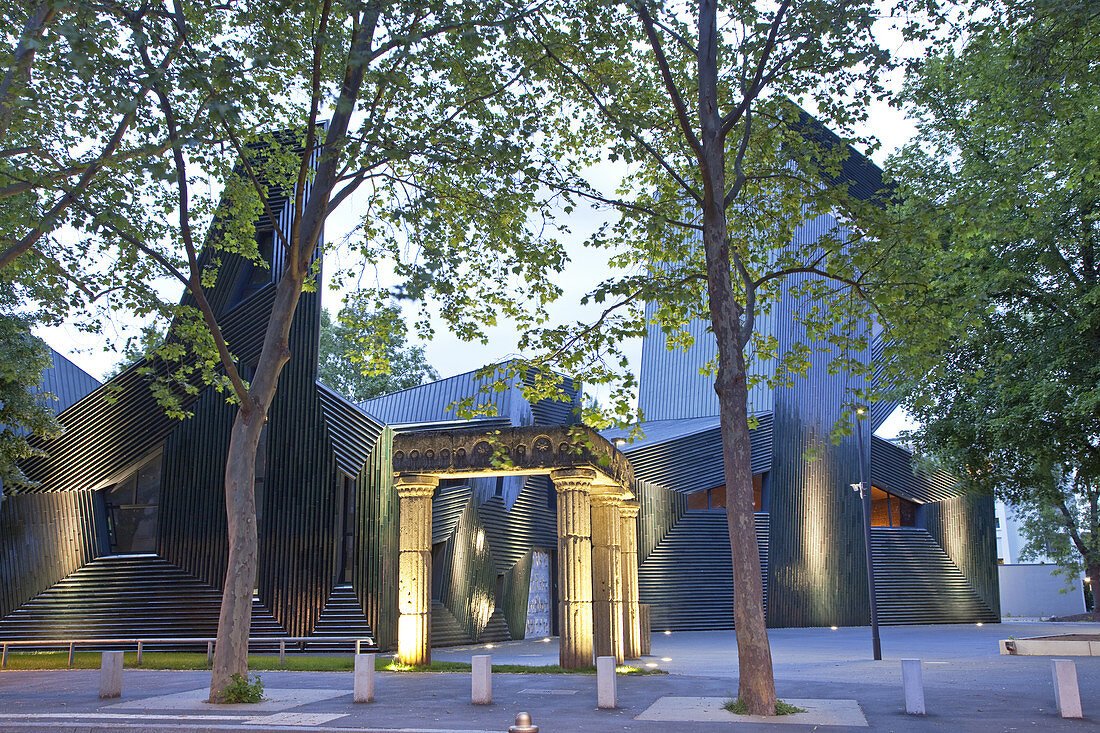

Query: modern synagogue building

[0,145,999,665]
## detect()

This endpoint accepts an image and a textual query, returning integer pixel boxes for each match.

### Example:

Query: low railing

[0,636,375,668]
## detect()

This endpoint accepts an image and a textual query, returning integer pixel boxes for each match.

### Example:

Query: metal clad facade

[616,415,774,495]
[260,288,340,637]
[159,383,236,591]
[433,484,473,544]
[523,371,581,425]
[435,501,496,641]
[20,285,280,496]
[870,436,963,504]
[38,348,100,415]
[355,427,398,650]
[635,478,687,563]
[316,382,385,477]
[479,475,558,576]
[920,493,1001,616]
[869,336,899,432]
[0,491,103,619]
[360,365,529,426]
[766,247,872,628]
[428,476,557,642]
[637,302,776,421]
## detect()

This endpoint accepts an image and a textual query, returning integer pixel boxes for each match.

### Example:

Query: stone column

[551,468,596,669]
[395,473,438,666]
[619,500,642,660]
[591,490,624,664]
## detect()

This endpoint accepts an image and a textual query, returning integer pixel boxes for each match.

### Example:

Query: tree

[889,0,1100,621]
[378,0,914,714]
[318,299,438,403]
[2,0,561,701]
[0,309,60,490]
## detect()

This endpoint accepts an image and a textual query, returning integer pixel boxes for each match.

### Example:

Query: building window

[687,474,764,511]
[869,486,916,527]
[101,453,163,554]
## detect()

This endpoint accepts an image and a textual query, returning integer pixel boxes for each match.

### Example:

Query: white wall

[999,564,1085,619]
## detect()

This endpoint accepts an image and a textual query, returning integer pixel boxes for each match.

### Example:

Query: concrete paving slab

[106,687,346,712]
[635,696,868,726]
[1,624,1098,732]
[241,712,348,725]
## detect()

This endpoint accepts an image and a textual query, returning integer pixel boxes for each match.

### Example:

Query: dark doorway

[336,473,357,585]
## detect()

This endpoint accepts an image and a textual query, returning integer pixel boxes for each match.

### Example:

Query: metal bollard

[508,711,539,733]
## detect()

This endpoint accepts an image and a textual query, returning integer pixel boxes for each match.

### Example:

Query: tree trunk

[697,125,776,716]
[694,0,776,710]
[704,230,777,714]
[1089,562,1099,623]
[209,408,265,701]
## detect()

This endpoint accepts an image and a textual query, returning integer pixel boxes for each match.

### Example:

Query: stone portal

[392,425,636,668]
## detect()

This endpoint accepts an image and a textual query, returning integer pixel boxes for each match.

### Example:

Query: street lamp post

[851,406,882,661]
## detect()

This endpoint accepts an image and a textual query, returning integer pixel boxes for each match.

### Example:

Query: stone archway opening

[392,425,640,669]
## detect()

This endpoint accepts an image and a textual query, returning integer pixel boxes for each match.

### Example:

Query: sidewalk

[0,622,1095,732]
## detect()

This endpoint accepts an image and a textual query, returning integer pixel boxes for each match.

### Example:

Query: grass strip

[0,651,664,675]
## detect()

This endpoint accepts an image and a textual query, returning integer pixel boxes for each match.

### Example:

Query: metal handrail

[0,635,375,668]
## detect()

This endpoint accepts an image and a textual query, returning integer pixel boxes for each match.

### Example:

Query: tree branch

[533,26,702,203]
[633,0,704,160]
[542,272,706,363]
[145,2,250,406]
[0,2,60,142]
[718,0,791,139]
[0,31,182,271]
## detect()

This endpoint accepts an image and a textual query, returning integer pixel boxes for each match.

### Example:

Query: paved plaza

[0,622,1096,732]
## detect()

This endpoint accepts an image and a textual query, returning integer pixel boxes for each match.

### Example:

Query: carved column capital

[619,500,640,519]
[551,467,598,492]
[591,491,624,508]
[395,474,439,499]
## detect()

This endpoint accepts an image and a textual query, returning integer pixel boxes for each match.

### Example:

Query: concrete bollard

[99,651,123,699]
[1051,659,1083,718]
[596,655,616,709]
[353,653,375,703]
[900,658,925,715]
[471,654,492,705]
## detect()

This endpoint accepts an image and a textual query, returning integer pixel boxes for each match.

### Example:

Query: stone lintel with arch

[392,425,639,668]
[392,425,633,490]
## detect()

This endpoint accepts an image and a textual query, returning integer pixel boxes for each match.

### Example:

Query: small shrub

[221,672,264,703]
[724,697,805,715]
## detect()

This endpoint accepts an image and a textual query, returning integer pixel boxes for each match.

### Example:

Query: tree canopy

[390,0,917,715]
[318,299,438,403]
[888,0,1100,607]
[0,309,60,489]
[2,0,569,699]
